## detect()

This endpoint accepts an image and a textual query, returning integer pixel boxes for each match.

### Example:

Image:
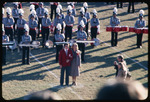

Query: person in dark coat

[128,1,135,13]
[70,43,81,86]
[117,2,123,8]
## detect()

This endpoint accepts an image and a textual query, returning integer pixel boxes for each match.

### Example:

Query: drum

[106,26,113,32]
[9,41,17,50]
[32,41,40,48]
[121,26,128,31]
[113,26,121,32]
[129,27,135,32]
[143,28,148,34]
[135,28,143,34]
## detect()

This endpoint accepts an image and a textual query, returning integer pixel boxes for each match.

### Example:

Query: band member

[2,8,4,24]
[90,9,100,40]
[18,2,22,9]
[53,12,63,34]
[17,9,26,44]
[50,2,59,21]
[22,24,32,65]
[30,2,39,10]
[12,3,19,36]
[83,2,90,37]
[29,14,38,41]
[77,20,87,62]
[70,43,81,86]
[4,7,14,41]
[41,9,51,48]
[28,9,38,22]
[57,4,65,21]
[134,10,146,48]
[55,23,65,62]
[64,6,75,41]
[59,43,73,86]
[110,7,120,47]
[2,24,9,65]
[36,2,45,37]
[67,2,76,16]
[78,7,87,31]
[57,4,65,33]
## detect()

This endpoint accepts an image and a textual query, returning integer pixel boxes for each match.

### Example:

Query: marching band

[2,2,148,66]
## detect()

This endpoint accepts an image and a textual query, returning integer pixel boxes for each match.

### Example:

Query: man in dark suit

[59,43,73,86]
[128,2,135,13]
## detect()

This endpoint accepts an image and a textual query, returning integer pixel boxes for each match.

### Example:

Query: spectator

[96,79,148,100]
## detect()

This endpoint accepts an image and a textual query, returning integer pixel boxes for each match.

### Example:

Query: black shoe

[27,62,30,65]
[22,63,25,65]
[56,60,58,63]
[82,60,85,63]
[3,63,6,65]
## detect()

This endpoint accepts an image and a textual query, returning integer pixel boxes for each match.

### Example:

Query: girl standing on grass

[70,43,81,86]
[116,62,127,81]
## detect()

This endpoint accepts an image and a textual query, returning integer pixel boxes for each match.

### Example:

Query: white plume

[30,4,35,10]
[56,23,62,30]
[67,2,71,4]
[83,2,88,8]
[18,9,24,14]
[139,9,144,15]
[56,7,60,14]
[67,5,72,10]
[57,4,62,10]
[93,9,97,14]
[80,7,85,13]
[2,24,4,31]
[2,8,4,14]
[30,10,36,15]
[113,7,118,14]
[6,7,12,14]
[80,20,85,27]
[13,2,18,5]
[24,24,29,32]
[44,8,49,13]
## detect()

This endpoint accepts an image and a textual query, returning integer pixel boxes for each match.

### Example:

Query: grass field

[2,2,148,100]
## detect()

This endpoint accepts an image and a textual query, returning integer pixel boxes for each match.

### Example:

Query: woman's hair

[117,55,124,62]
[72,43,78,50]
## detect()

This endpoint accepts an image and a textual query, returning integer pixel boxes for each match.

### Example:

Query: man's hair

[64,43,69,46]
